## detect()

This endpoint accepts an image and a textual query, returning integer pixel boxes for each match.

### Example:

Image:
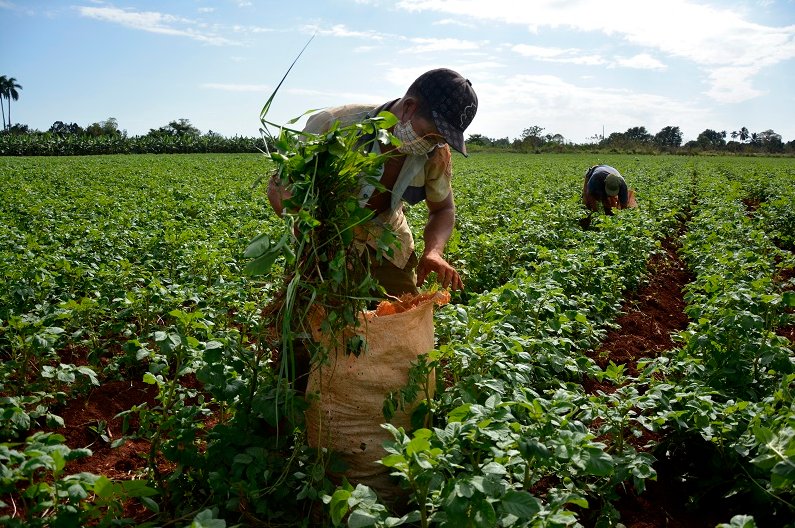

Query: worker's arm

[602,198,615,216]
[416,191,463,290]
[617,181,629,209]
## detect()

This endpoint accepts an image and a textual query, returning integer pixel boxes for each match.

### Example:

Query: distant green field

[1,153,794,527]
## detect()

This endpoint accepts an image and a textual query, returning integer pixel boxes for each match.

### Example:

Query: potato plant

[0,153,793,526]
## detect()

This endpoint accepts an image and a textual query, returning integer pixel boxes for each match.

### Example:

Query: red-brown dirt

[586,238,691,378]
[8,230,790,526]
[582,236,722,528]
[0,378,160,523]
[55,379,158,480]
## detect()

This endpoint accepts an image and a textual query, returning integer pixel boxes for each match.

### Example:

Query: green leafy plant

[0,432,157,527]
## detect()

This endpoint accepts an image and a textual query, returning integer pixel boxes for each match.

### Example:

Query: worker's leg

[367,249,420,298]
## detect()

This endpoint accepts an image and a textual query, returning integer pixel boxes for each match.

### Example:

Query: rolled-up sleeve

[423,145,453,203]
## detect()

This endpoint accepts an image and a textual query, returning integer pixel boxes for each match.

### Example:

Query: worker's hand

[417,251,464,291]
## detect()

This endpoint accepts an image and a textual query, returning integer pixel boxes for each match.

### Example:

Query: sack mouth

[373,290,450,317]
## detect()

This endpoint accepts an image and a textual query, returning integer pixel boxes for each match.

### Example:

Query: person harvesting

[582,164,630,216]
[267,68,478,297]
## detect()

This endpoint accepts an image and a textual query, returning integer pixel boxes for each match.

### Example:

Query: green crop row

[1,154,793,527]
[635,161,795,526]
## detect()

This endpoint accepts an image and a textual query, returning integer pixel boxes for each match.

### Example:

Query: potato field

[1,153,794,528]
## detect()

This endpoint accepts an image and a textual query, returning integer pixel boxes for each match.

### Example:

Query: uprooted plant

[244,50,403,389]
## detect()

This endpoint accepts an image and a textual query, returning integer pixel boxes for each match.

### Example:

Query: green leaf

[518,438,549,460]
[565,494,589,509]
[481,461,507,475]
[329,488,351,526]
[118,479,159,498]
[190,508,226,528]
[140,496,160,513]
[67,482,88,500]
[328,135,347,157]
[501,490,541,519]
[455,479,475,498]
[381,454,405,468]
[375,111,398,129]
[348,510,378,528]
[56,369,75,384]
[406,436,430,456]
[474,499,497,528]
[67,448,92,460]
[771,459,795,488]
[77,366,100,385]
[244,249,281,277]
[142,373,158,385]
[583,446,613,476]
[243,233,272,259]
[717,515,758,528]
[93,476,113,499]
[448,404,471,423]
[51,449,66,473]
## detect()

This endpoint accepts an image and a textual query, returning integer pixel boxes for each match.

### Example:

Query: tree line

[0,116,265,156]
[3,73,794,156]
[0,74,266,155]
[466,124,795,155]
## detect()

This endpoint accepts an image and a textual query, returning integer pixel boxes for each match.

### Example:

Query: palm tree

[0,75,7,130]
[1,77,22,130]
[739,126,750,143]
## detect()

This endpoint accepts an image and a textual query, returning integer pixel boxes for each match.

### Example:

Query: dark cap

[413,68,478,156]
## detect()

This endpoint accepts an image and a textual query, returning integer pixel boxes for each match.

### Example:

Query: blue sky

[2,0,795,144]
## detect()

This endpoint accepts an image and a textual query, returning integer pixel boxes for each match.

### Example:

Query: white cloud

[381,62,504,90]
[434,18,476,28]
[395,0,795,103]
[76,6,239,45]
[703,65,765,103]
[465,72,712,142]
[511,44,576,60]
[614,53,667,70]
[403,37,482,53]
[511,44,607,65]
[309,23,386,40]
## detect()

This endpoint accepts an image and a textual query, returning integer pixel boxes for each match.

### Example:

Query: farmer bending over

[268,68,478,297]
[582,164,629,216]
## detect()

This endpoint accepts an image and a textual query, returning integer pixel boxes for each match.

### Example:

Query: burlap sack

[304,291,447,502]
[627,189,638,208]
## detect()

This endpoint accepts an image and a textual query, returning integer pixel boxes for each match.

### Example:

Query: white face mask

[393,119,439,155]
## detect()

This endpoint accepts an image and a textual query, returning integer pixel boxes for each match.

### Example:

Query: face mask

[393,119,439,155]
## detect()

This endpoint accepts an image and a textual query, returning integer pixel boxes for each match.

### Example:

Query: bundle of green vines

[245,107,401,380]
